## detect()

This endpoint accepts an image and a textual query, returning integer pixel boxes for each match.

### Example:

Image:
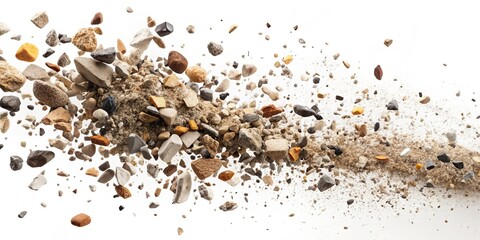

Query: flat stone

[200,89,213,101]
[219,201,237,211]
[29,173,47,190]
[71,213,91,227]
[180,131,201,148]
[57,53,71,67]
[33,80,69,108]
[10,155,23,171]
[147,163,160,178]
[0,22,10,36]
[130,28,154,50]
[200,123,219,137]
[203,135,219,157]
[115,167,131,185]
[42,48,55,58]
[242,64,257,77]
[148,96,166,108]
[90,47,116,64]
[27,150,55,168]
[22,64,49,81]
[228,69,242,80]
[139,112,159,123]
[186,66,207,83]
[158,108,177,125]
[127,133,146,154]
[18,211,27,218]
[155,22,174,37]
[317,174,335,192]
[31,12,49,28]
[238,128,262,151]
[81,144,96,157]
[265,139,289,160]
[0,112,9,133]
[163,74,181,87]
[198,184,214,201]
[437,153,450,163]
[191,158,222,180]
[452,161,464,169]
[173,171,192,204]
[72,28,97,52]
[97,169,114,183]
[48,138,68,150]
[74,57,113,88]
[0,96,21,112]
[293,105,315,117]
[400,148,411,157]
[215,79,230,92]
[243,113,259,123]
[158,134,182,163]
[207,42,223,56]
[167,51,188,74]
[41,107,71,125]
[45,29,59,47]
[386,99,399,110]
[183,89,199,108]
[0,61,27,92]
[98,161,110,171]
[114,61,130,78]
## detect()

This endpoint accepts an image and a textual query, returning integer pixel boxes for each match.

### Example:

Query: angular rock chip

[180,131,201,148]
[91,47,116,64]
[207,41,223,56]
[374,65,383,80]
[10,155,23,171]
[265,139,289,160]
[198,184,214,201]
[72,28,97,52]
[242,64,257,77]
[147,163,160,178]
[158,108,177,125]
[191,158,222,180]
[317,174,335,192]
[127,133,146,154]
[22,64,50,81]
[219,201,237,211]
[0,61,27,91]
[0,22,10,36]
[172,171,192,204]
[158,134,182,163]
[29,173,47,190]
[238,128,262,151]
[27,150,55,168]
[41,107,71,125]
[115,167,131,186]
[155,22,174,37]
[31,12,49,29]
[0,96,21,112]
[74,57,113,88]
[130,28,154,50]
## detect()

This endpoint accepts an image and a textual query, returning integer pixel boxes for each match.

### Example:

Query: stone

[183,90,199,108]
[215,79,230,92]
[288,147,301,162]
[293,105,315,117]
[173,171,192,204]
[115,167,131,185]
[445,131,456,142]
[92,109,108,121]
[228,69,242,80]
[163,74,181,87]
[15,42,38,62]
[384,39,393,47]
[400,148,411,157]
[261,104,283,118]
[420,96,430,104]
[98,169,114,183]
[238,128,262,151]
[425,160,435,170]
[180,131,201,148]
[357,124,367,137]
[98,161,110,171]
[45,62,60,72]
[265,139,289,160]
[45,29,59,47]
[41,107,71,125]
[186,25,195,33]
[317,174,335,192]
[374,122,380,132]
[0,96,20,112]
[152,36,165,49]
[452,161,464,169]
[155,22,174,37]
[130,28,154,50]
[91,12,103,25]
[71,213,91,227]
[356,156,368,168]
[0,22,10,36]
[167,51,188,74]
[200,123,219,137]
[81,144,96,157]
[218,170,234,181]
[18,211,27,218]
[463,171,475,181]
[351,106,364,115]
[386,99,398,110]
[57,53,71,67]
[200,89,213,101]
[207,42,223,56]
[85,168,99,177]
[33,81,69,108]
[72,28,97,52]
[101,96,116,115]
[42,48,55,58]
[282,55,293,64]
[29,173,47,190]
[91,47,116,64]
[22,64,50,81]
[158,108,177,125]
[139,112,159,123]
[242,64,257,77]
[374,65,383,80]
[27,150,55,168]
[203,135,219,157]
[219,201,237,211]
[158,134,182,163]
[31,12,49,28]
[48,138,68,150]
[10,155,23,171]
[437,153,450,163]
[147,163,160,178]
[127,133,146,154]
[186,65,207,83]
[191,158,222,180]
[228,24,238,33]
[74,57,114,88]
[198,184,213,201]
[90,135,110,146]
[0,112,9,133]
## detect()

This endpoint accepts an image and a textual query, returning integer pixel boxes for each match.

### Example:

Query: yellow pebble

[148,96,166,108]
[282,55,293,64]
[189,120,198,131]
[15,43,38,62]
[415,163,423,170]
[351,106,364,115]
[173,126,189,135]
[288,147,301,162]
[375,155,389,162]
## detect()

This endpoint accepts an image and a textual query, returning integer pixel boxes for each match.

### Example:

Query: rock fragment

[29,172,47,190]
[293,105,315,117]
[158,108,177,125]
[10,155,23,171]
[420,96,430,104]
[242,64,257,77]
[130,28,154,50]
[238,128,262,151]
[158,134,182,163]
[115,167,131,185]
[198,184,213,201]
[173,171,192,204]
[45,29,59,47]
[22,64,50,81]
[219,201,237,211]
[0,112,10,133]
[155,22,174,37]
[424,160,435,170]
[186,25,195,33]
[33,81,69,108]
[15,43,39,62]
[31,12,49,28]
[167,51,188,74]
[386,99,398,110]
[147,163,160,178]
[317,174,335,192]
[74,57,113,88]
[0,96,21,112]
[41,107,71,125]
[265,139,289,160]
[374,65,383,80]
[452,161,464,169]
[27,150,55,168]
[183,89,199,108]
[0,61,26,91]
[384,39,393,47]
[57,53,71,67]
[91,47,116,64]
[115,185,132,199]
[18,211,27,218]
[98,169,114,183]
[180,131,201,148]
[186,65,207,83]
[191,158,222,180]
[127,133,146,154]
[0,22,10,36]
[207,42,223,56]
[71,213,91,227]
[437,153,450,163]
[91,12,103,25]
[72,28,97,52]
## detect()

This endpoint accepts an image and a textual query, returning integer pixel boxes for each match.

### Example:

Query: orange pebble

[218,170,235,181]
[15,43,38,62]
[90,135,110,146]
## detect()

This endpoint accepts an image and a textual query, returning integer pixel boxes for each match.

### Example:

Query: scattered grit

[1,9,480,229]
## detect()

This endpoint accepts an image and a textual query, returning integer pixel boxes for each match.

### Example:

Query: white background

[1,0,480,239]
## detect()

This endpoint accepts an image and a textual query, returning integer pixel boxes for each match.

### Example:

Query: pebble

[265,139,289,160]
[15,43,38,62]
[27,150,55,168]
[358,124,367,137]
[33,80,69,108]
[215,79,230,92]
[71,213,91,227]
[420,96,430,104]
[10,155,23,171]
[191,158,222,180]
[45,62,61,72]
[152,36,165,49]
[72,28,97,52]
[48,138,68,150]
[0,96,21,112]
[97,169,114,183]
[158,134,182,163]
[0,22,10,36]
[437,153,450,163]
[293,105,315,117]
[163,74,181,87]
[126,6,133,13]
[130,28,154,50]
[22,64,50,81]
[158,108,177,125]
[41,107,71,125]
[147,163,160,178]
[218,170,235,181]
[92,108,108,121]
[351,106,364,115]
[347,199,354,205]
[445,131,456,142]
[219,201,237,211]
[317,174,335,192]
[45,29,59,47]
[98,161,110,171]
[424,160,435,170]
[31,12,49,28]
[18,211,27,218]
[374,122,380,132]
[115,167,131,185]
[74,57,114,88]
[400,148,411,157]
[57,53,71,67]
[207,42,223,56]
[10,34,21,41]
[228,24,238,33]
[117,38,127,54]
[91,47,116,64]
[200,89,213,101]
[242,64,257,77]
[374,65,383,80]
[173,171,192,204]
[452,161,464,169]
[89,185,96,192]
[85,168,99,177]
[81,144,96,157]
[186,25,195,33]
[155,22,174,37]
[29,173,47,190]
[228,69,242,80]
[90,135,110,146]
[101,96,116,115]
[180,131,200,148]
[386,99,398,110]
[384,39,393,47]
[42,48,55,58]
[167,51,188,74]
[472,156,480,163]
[186,65,207,83]
[0,112,9,133]
[261,104,282,118]
[356,156,368,168]
[91,12,103,25]
[139,112,159,123]
[238,128,262,151]
[198,184,213,201]
[463,171,475,181]
[127,133,146,154]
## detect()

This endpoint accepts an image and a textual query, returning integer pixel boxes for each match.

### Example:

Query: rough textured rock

[91,47,116,64]
[198,184,214,201]
[191,158,222,180]
[15,43,39,62]
[0,22,10,36]
[219,201,237,211]
[167,51,188,74]
[45,29,59,47]
[317,174,335,192]
[27,150,55,168]
[41,107,71,125]
[74,57,113,88]
[72,28,97,52]
[158,134,182,163]
[265,139,289,160]
[33,80,69,108]
[31,12,49,28]
[180,131,201,148]
[10,155,23,171]
[127,133,146,154]
[185,65,207,83]
[115,167,131,186]
[0,96,21,112]
[0,61,27,91]
[207,41,223,56]
[238,128,262,151]
[242,64,257,77]
[29,173,47,190]
[172,171,192,204]
[130,28,153,50]
[23,64,50,81]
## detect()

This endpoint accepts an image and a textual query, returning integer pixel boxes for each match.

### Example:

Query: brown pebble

[167,51,188,74]
[115,185,132,199]
[261,104,283,118]
[420,96,430,104]
[117,39,126,54]
[218,170,234,181]
[90,135,110,146]
[384,39,393,47]
[45,62,60,72]
[374,65,383,80]
[71,213,91,227]
[91,12,103,25]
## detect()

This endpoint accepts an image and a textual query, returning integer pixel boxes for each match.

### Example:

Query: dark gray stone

[101,96,116,115]
[57,52,71,67]
[45,29,59,47]
[297,136,308,148]
[27,150,55,168]
[200,88,213,101]
[0,95,21,112]
[437,153,450,163]
[317,174,335,191]
[386,99,399,110]
[98,161,110,171]
[42,48,55,58]
[243,113,259,123]
[10,155,23,171]
[18,211,27,218]
[91,47,116,64]
[293,105,315,117]
[452,160,464,169]
[98,169,114,183]
[207,42,223,56]
[155,22,174,37]
[127,133,146,154]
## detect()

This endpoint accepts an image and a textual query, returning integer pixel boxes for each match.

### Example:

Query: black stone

[199,89,213,101]
[374,122,380,132]
[99,127,107,135]
[334,147,343,156]
[335,95,344,101]
[452,161,464,169]
[98,161,110,171]
[59,35,71,43]
[425,160,435,170]
[155,22,174,37]
[386,99,399,110]
[39,128,45,136]
[232,61,238,69]
[313,77,320,84]
[347,199,354,205]
[219,93,229,100]
[119,205,125,211]
[243,113,260,123]
[18,211,27,218]
[102,96,116,115]
[307,127,316,134]
[437,153,450,163]
[314,113,323,120]
[10,155,23,171]
[27,105,34,110]
[0,95,21,112]
[42,48,55,58]
[27,150,55,168]
[293,105,315,117]
[91,47,116,64]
